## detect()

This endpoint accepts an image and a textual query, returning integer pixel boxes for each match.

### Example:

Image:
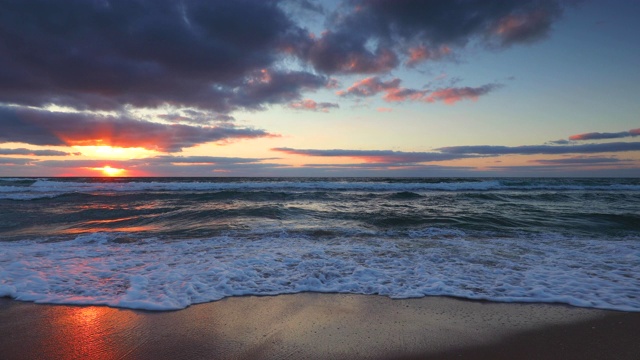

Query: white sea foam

[1,231,638,311]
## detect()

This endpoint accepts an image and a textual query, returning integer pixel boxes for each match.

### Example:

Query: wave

[0,231,638,312]
[2,177,639,200]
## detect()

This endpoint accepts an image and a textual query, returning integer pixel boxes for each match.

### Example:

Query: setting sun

[93,165,126,177]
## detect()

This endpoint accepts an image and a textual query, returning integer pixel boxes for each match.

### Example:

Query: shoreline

[1,294,639,359]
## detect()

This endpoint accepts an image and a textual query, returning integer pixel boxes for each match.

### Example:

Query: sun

[93,165,126,177]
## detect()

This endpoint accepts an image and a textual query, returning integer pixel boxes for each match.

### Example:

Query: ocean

[0,177,638,311]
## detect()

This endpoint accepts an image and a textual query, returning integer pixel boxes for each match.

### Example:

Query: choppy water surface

[0,177,638,311]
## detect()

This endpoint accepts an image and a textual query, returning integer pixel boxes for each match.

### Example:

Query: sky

[1,0,639,177]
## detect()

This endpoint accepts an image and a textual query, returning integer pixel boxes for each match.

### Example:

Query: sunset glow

[0,1,638,177]
[92,166,126,177]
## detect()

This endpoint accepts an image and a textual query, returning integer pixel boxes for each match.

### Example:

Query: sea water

[0,177,638,311]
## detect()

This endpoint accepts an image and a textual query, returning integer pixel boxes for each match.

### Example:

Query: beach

[1,178,638,358]
[1,294,639,360]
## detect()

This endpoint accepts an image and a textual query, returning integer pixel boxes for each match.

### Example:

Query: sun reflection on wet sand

[42,305,144,360]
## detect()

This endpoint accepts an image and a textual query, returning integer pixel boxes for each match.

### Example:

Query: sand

[1,294,638,359]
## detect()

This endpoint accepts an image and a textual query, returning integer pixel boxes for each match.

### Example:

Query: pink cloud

[423,84,499,104]
[377,107,393,112]
[272,147,471,163]
[307,31,398,74]
[383,88,428,102]
[340,77,499,105]
[569,128,640,141]
[288,99,339,112]
[493,10,556,45]
[405,45,452,67]
[337,77,401,97]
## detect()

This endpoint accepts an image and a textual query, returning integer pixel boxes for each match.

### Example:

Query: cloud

[421,84,501,104]
[405,45,452,67]
[271,147,472,163]
[0,158,33,165]
[492,9,559,46]
[288,99,339,112]
[0,106,276,152]
[305,31,399,74]
[339,77,500,104]
[546,139,571,145]
[482,164,640,177]
[569,128,640,141]
[139,155,276,165]
[302,0,567,74]
[158,110,236,125]
[37,155,271,168]
[28,155,290,177]
[232,69,330,110]
[437,142,640,155]
[529,156,631,165]
[0,0,570,116]
[282,0,325,15]
[337,77,401,97]
[0,0,571,159]
[0,148,78,156]
[0,0,327,113]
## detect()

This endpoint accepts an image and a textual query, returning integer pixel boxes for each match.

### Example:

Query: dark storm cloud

[303,0,567,74]
[0,0,569,113]
[0,106,275,152]
[305,31,399,74]
[158,110,236,125]
[233,70,330,109]
[0,148,77,156]
[282,0,325,15]
[0,0,576,156]
[0,0,326,112]
[437,142,640,155]
[569,128,640,141]
[272,147,472,163]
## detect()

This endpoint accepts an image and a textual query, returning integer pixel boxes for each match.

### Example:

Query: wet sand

[1,294,638,359]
